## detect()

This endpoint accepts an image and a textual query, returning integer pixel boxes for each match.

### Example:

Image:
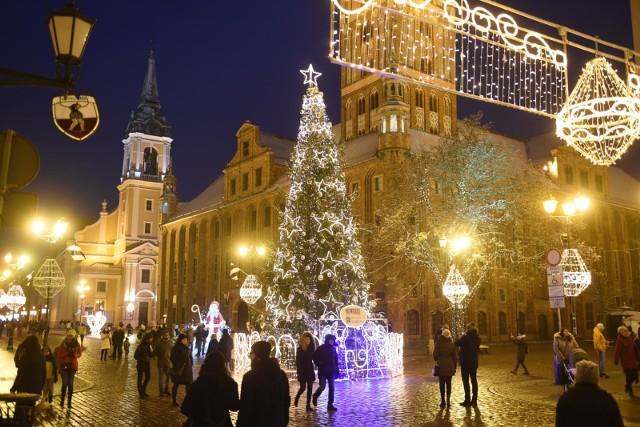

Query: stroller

[563,348,589,391]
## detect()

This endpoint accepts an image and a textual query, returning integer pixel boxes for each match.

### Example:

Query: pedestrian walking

[614,325,640,397]
[134,333,155,398]
[124,335,130,357]
[77,323,87,347]
[433,328,458,409]
[435,324,449,342]
[154,328,173,396]
[294,331,316,412]
[218,328,234,371]
[455,322,481,407]
[510,331,530,375]
[170,333,194,406]
[553,328,579,387]
[100,328,111,360]
[181,350,240,427]
[42,345,58,404]
[110,324,125,360]
[555,360,624,427]
[593,323,609,378]
[194,324,204,357]
[312,334,339,412]
[206,332,219,356]
[237,341,290,427]
[11,335,45,394]
[6,322,14,351]
[55,330,82,409]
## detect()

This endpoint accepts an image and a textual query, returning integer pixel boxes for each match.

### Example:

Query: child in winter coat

[42,345,58,403]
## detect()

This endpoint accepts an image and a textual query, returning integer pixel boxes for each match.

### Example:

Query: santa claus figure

[205,301,226,335]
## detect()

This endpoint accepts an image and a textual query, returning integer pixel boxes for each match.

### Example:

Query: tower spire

[126,46,171,137]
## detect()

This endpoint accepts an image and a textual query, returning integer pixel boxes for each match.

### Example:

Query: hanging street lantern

[240,274,262,305]
[5,284,26,312]
[442,265,469,308]
[560,249,591,297]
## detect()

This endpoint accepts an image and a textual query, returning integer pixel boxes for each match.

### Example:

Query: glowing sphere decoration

[240,274,262,305]
[442,265,469,308]
[556,57,640,166]
[560,249,591,297]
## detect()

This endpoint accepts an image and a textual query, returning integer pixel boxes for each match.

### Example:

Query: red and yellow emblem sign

[52,95,99,141]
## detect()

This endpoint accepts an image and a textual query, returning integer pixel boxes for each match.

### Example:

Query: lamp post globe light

[124,292,136,321]
[76,279,90,319]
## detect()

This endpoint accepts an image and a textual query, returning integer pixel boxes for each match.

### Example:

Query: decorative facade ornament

[556,57,640,166]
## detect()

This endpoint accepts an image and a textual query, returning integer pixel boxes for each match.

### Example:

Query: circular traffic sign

[546,248,562,266]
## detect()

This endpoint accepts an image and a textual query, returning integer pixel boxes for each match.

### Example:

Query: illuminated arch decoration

[560,249,591,297]
[556,57,640,166]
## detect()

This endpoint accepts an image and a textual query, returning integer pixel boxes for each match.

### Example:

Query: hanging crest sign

[52,95,99,141]
[339,304,367,328]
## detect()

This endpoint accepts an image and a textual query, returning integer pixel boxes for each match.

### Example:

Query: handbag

[432,364,439,376]
[168,363,186,377]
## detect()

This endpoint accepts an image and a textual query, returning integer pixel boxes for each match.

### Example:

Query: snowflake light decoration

[442,265,469,308]
[560,249,591,297]
[556,57,640,166]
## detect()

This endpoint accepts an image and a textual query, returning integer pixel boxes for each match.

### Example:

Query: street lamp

[0,1,96,91]
[124,292,135,321]
[32,218,68,346]
[76,279,89,318]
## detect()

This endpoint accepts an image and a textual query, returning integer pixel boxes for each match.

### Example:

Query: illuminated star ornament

[300,64,322,88]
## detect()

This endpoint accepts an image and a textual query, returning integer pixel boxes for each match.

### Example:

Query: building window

[95,300,105,311]
[478,311,488,334]
[406,310,419,335]
[192,258,198,282]
[264,206,271,227]
[224,253,230,278]
[499,289,506,302]
[242,173,249,192]
[585,302,595,331]
[213,254,219,281]
[373,175,383,192]
[96,281,107,293]
[517,290,524,303]
[564,166,574,185]
[595,174,603,192]
[214,221,220,238]
[478,287,486,301]
[172,262,177,285]
[376,291,385,301]
[230,179,237,196]
[145,199,153,212]
[580,170,589,188]
[225,218,232,236]
[242,141,249,157]
[144,222,152,234]
[255,168,262,187]
[498,311,507,334]
[182,260,187,283]
[250,210,257,230]
[410,286,418,298]
[141,270,151,283]
[351,182,360,196]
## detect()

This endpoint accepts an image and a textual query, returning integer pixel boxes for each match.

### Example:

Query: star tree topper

[300,64,322,88]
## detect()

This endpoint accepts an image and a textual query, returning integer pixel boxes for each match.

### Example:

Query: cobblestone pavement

[1,332,639,426]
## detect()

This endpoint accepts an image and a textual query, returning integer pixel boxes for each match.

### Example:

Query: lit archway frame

[329,0,640,165]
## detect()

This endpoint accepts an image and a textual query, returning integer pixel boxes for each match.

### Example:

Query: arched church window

[143,147,158,175]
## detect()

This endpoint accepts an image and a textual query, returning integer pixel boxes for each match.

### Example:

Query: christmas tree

[266,65,370,334]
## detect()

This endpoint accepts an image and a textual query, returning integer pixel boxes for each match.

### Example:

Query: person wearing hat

[169,333,194,406]
[237,340,290,427]
[555,360,624,427]
[55,329,82,408]
[593,322,609,378]
[311,334,339,412]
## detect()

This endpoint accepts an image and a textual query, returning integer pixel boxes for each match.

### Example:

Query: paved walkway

[0,332,638,426]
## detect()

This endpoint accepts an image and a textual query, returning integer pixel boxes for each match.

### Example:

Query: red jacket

[55,339,82,373]
[614,333,639,370]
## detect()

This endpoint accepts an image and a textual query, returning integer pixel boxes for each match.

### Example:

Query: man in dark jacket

[219,328,234,370]
[312,334,339,412]
[455,322,481,407]
[555,360,624,427]
[237,341,290,427]
[110,324,125,360]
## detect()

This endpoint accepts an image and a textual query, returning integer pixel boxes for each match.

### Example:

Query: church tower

[117,48,172,251]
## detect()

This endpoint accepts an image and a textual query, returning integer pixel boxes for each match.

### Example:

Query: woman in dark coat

[433,328,458,409]
[170,333,194,406]
[181,350,239,427]
[134,333,154,398]
[614,325,640,397]
[11,335,45,394]
[294,331,316,411]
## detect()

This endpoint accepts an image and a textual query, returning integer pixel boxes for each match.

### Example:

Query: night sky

[1,1,638,236]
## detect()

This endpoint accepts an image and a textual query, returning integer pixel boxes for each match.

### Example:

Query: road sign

[0,129,40,189]
[550,296,566,309]
[547,265,565,308]
[546,248,562,267]
[547,265,563,276]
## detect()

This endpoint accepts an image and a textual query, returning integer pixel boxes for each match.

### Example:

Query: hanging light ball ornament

[5,284,26,312]
[560,249,591,297]
[556,57,640,166]
[442,265,469,308]
[239,274,262,305]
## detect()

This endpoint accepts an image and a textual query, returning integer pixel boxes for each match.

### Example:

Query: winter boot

[439,398,445,408]
[60,387,66,408]
[67,389,73,409]
[446,392,451,408]
[294,393,300,407]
